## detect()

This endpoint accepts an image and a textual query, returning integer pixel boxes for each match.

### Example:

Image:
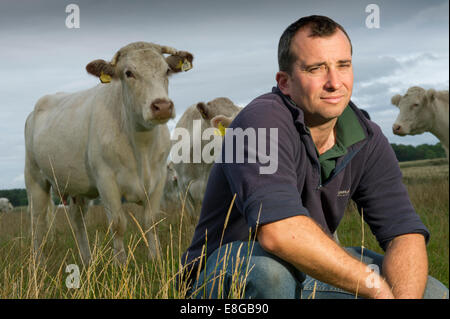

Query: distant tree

[0,189,28,207]
[391,142,446,162]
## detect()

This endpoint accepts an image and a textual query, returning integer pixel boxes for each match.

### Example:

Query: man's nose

[324,68,342,91]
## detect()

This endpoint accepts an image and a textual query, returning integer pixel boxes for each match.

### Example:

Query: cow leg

[68,196,91,267]
[96,178,127,265]
[188,179,205,219]
[143,170,167,259]
[25,157,53,265]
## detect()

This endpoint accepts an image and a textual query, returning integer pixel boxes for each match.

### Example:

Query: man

[181,15,448,299]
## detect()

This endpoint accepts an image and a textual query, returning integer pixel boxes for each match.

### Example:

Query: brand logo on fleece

[337,189,350,197]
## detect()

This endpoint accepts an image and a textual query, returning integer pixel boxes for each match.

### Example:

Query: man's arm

[382,233,428,298]
[258,215,394,299]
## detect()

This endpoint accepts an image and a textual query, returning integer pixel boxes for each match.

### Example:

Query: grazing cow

[170,97,242,219]
[24,42,193,265]
[391,86,449,158]
[0,198,14,213]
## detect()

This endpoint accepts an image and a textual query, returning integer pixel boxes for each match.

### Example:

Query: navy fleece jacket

[181,87,429,282]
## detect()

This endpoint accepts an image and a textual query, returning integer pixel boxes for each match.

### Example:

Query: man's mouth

[321,95,345,104]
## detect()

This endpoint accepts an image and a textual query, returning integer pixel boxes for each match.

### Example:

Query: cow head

[86,42,193,128]
[196,97,242,130]
[391,86,436,136]
[0,198,13,212]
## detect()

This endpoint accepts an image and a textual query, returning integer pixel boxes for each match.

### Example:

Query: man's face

[277,28,353,126]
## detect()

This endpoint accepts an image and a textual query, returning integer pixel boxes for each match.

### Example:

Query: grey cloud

[0,0,448,189]
[353,56,402,83]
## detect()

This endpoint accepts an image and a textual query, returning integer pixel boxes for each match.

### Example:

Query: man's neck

[307,117,338,155]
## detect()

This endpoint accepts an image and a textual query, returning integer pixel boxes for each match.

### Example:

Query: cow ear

[86,59,116,83]
[211,115,233,128]
[166,51,194,73]
[426,89,436,103]
[196,102,210,120]
[391,94,402,107]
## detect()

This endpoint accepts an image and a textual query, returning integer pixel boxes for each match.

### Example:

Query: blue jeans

[188,241,449,299]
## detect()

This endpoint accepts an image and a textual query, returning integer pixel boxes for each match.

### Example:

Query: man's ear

[86,59,116,83]
[276,71,291,95]
[166,51,194,73]
[391,94,402,107]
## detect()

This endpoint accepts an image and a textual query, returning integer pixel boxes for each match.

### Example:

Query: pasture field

[0,158,448,298]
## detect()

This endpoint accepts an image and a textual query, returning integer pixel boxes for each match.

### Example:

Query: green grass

[0,158,448,297]
[337,159,449,287]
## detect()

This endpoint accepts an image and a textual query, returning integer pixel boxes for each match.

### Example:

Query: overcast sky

[0,0,448,189]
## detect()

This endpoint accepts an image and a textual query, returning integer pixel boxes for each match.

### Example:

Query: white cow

[171,97,242,219]
[25,42,193,265]
[0,198,14,213]
[392,86,449,158]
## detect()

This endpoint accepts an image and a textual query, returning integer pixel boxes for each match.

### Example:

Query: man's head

[278,15,352,75]
[276,16,354,126]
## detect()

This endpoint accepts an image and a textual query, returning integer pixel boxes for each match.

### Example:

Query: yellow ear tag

[100,72,111,83]
[177,59,192,72]
[214,122,226,136]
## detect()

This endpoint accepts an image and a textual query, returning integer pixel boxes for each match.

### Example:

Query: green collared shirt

[316,105,366,182]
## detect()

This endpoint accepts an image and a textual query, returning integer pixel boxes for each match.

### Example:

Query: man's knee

[194,241,303,299]
[244,253,301,298]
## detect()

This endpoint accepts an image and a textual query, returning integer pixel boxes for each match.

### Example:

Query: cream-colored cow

[24,42,193,265]
[0,198,13,213]
[392,86,449,158]
[171,97,242,219]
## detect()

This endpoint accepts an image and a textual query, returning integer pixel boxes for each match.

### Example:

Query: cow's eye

[125,70,135,78]
[412,103,419,108]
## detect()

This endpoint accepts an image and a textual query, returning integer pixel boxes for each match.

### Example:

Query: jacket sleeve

[352,123,430,251]
[221,99,310,229]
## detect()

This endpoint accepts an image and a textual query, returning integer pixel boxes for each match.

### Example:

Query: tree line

[1,143,447,207]
[390,142,446,162]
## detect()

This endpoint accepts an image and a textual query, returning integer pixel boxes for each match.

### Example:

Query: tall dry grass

[0,197,252,298]
[0,201,190,298]
[0,158,448,298]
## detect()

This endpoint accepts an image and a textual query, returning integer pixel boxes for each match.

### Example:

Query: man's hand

[258,215,394,299]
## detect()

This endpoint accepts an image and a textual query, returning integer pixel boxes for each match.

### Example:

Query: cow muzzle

[392,123,405,136]
[151,98,174,121]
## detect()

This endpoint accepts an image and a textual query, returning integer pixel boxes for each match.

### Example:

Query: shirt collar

[272,86,368,146]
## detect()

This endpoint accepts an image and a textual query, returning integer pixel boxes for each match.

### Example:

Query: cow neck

[429,100,449,148]
[105,81,159,184]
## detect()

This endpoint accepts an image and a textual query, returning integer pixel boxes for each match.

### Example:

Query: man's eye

[308,65,326,73]
[338,63,352,69]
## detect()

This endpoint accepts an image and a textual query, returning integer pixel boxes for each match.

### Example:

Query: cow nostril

[151,99,174,119]
[393,124,402,132]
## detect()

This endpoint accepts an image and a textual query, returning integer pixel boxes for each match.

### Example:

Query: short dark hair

[278,15,353,74]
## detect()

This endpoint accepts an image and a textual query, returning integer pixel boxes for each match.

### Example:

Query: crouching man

[181,15,449,299]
